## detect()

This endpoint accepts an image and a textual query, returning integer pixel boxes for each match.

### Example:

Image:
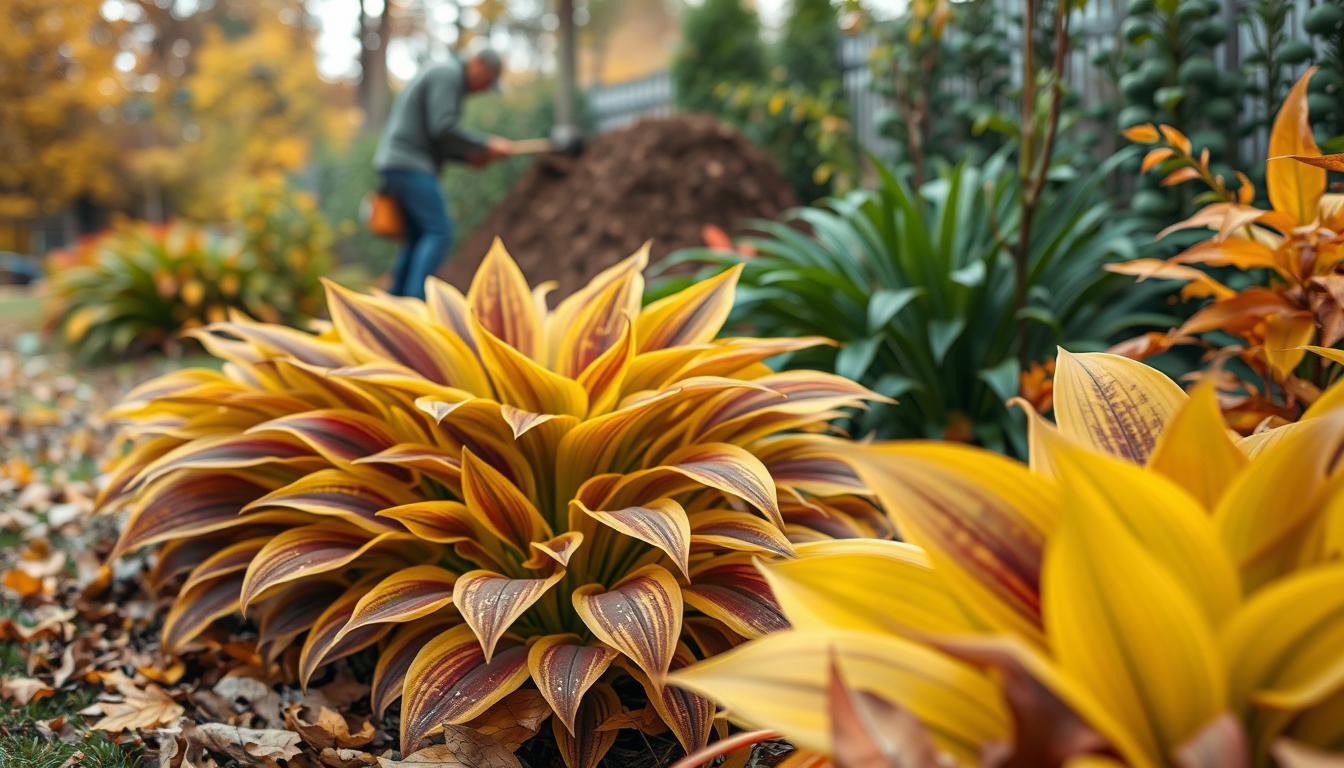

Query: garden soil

[445,114,798,295]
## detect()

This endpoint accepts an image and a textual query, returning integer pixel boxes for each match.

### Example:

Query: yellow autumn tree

[0,0,127,222]
[158,13,351,219]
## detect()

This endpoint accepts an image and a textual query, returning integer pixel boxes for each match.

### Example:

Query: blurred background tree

[0,0,128,232]
[672,0,768,113]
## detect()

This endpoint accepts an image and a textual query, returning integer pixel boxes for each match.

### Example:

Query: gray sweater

[374,58,487,174]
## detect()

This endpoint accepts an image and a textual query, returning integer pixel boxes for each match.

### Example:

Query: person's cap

[475,48,503,92]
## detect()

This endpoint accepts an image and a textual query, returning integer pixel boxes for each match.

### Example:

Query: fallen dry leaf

[186,722,303,765]
[286,704,376,751]
[85,683,185,732]
[140,659,187,686]
[376,727,523,768]
[466,689,551,752]
[2,676,55,704]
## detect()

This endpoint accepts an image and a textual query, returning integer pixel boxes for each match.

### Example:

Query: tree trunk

[359,0,392,133]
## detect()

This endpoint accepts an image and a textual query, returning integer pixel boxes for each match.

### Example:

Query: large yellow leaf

[761,539,977,636]
[1221,564,1344,737]
[1052,349,1187,465]
[845,442,1055,644]
[1267,68,1325,226]
[669,628,1009,764]
[1147,382,1248,510]
[1044,454,1227,765]
[1043,430,1240,624]
[1216,410,1344,590]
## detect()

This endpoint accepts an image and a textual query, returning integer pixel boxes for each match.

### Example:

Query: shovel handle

[509,138,555,155]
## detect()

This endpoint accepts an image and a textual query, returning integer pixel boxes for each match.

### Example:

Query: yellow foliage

[0,0,128,215]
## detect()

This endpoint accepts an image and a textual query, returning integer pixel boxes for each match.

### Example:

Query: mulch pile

[446,115,798,295]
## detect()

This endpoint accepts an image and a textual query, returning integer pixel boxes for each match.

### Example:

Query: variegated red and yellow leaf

[472,316,588,417]
[460,448,552,554]
[585,498,691,579]
[371,619,459,718]
[161,570,244,652]
[178,537,269,596]
[400,624,530,751]
[573,564,682,686]
[636,264,742,352]
[683,557,789,639]
[689,510,795,558]
[353,443,463,488]
[133,432,316,488]
[626,643,715,754]
[546,246,647,366]
[299,577,394,686]
[522,532,585,570]
[337,565,458,642]
[324,279,489,392]
[239,523,414,608]
[528,634,619,734]
[576,315,636,417]
[242,468,411,533]
[244,409,399,469]
[376,500,480,543]
[557,267,642,379]
[113,471,286,557]
[467,238,543,360]
[552,683,621,768]
[255,577,349,662]
[425,277,479,353]
[844,442,1054,645]
[453,569,564,661]
[610,443,782,528]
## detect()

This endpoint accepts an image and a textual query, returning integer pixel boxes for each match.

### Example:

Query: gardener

[374,48,514,299]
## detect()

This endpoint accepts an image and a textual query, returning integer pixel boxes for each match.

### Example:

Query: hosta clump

[101,241,886,763]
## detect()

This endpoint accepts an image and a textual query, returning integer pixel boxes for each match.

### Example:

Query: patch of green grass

[0,733,139,768]
[0,602,141,767]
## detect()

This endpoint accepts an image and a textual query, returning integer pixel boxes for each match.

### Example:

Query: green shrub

[660,151,1172,453]
[47,185,330,360]
[672,0,768,113]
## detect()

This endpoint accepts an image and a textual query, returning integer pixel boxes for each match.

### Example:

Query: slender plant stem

[1014,0,1070,368]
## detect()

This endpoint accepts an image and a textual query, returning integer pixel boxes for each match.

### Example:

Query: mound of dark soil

[445,114,797,295]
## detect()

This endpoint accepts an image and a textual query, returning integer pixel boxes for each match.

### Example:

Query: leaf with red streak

[400,624,530,751]
[453,569,563,661]
[528,634,619,734]
[573,564,682,685]
[684,556,789,639]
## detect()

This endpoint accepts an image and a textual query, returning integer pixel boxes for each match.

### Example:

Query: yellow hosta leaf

[1044,457,1227,765]
[1267,68,1325,225]
[844,442,1056,645]
[763,539,976,637]
[1042,430,1240,624]
[1217,410,1344,590]
[668,628,1010,765]
[1147,382,1247,510]
[1221,564,1344,730]
[1052,350,1187,465]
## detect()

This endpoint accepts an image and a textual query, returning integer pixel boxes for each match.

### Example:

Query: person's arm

[424,66,489,163]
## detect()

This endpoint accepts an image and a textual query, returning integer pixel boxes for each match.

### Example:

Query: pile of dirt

[445,114,798,294]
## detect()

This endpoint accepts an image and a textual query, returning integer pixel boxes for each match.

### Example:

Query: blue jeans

[381,169,454,299]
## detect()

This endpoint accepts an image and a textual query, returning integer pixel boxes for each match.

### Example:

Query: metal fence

[588,0,1320,166]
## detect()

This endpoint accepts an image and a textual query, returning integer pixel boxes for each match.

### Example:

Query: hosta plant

[47,222,250,360]
[1113,68,1344,432]
[47,204,329,361]
[100,242,886,764]
[674,348,1344,767]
